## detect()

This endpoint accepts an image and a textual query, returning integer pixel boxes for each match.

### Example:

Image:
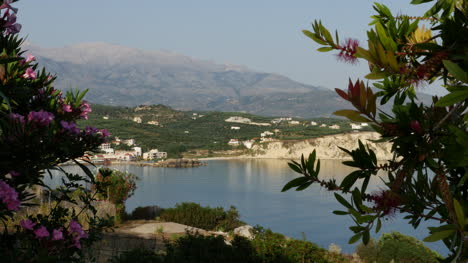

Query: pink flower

[20,219,36,230]
[62,104,72,113]
[79,101,92,120]
[337,38,359,64]
[27,110,54,126]
[8,113,25,124]
[85,126,99,135]
[100,129,110,138]
[34,226,49,239]
[52,229,64,241]
[69,220,88,249]
[2,10,21,35]
[9,170,20,177]
[25,54,36,63]
[22,67,36,79]
[0,180,20,211]
[0,0,18,13]
[60,120,80,134]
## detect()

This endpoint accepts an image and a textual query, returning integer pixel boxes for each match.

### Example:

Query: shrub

[159,202,244,231]
[110,248,164,263]
[251,226,348,263]
[164,233,259,263]
[356,232,441,263]
[128,206,164,220]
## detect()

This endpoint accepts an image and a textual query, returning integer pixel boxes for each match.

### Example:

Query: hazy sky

[16,0,442,94]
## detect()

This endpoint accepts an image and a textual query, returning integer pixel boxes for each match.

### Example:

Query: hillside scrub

[159,202,244,232]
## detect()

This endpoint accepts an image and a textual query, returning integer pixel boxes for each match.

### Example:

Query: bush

[164,233,259,263]
[251,226,348,263]
[110,248,164,263]
[159,202,244,231]
[128,206,164,220]
[356,232,441,263]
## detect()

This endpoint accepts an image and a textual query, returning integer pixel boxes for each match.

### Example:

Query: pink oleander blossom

[0,0,18,13]
[0,180,20,211]
[25,54,35,63]
[79,101,92,120]
[85,126,99,135]
[9,113,25,124]
[34,226,49,239]
[20,219,36,230]
[52,229,64,241]
[22,67,36,79]
[62,104,72,113]
[337,38,359,64]
[60,120,80,134]
[2,10,21,35]
[69,220,88,249]
[27,110,54,126]
[100,129,110,139]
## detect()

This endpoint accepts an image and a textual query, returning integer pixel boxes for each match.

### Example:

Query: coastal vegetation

[80,104,367,157]
[283,0,468,261]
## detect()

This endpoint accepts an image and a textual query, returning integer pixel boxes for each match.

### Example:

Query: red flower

[337,38,359,64]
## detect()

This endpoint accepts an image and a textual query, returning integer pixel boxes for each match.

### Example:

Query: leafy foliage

[159,202,244,232]
[355,232,441,263]
[284,0,468,261]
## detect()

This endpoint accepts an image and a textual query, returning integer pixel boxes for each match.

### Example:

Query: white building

[143,149,168,160]
[147,121,159,125]
[310,121,318,126]
[225,116,252,124]
[228,139,241,146]
[100,143,114,154]
[123,139,135,146]
[184,131,190,134]
[320,124,327,128]
[103,116,109,120]
[361,123,369,127]
[329,124,340,129]
[231,126,240,130]
[289,121,300,125]
[133,117,142,124]
[350,123,362,130]
[260,131,274,137]
[132,147,142,157]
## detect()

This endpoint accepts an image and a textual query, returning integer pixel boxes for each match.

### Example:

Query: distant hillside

[81,104,364,157]
[25,42,360,118]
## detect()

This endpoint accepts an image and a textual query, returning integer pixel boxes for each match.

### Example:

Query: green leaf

[435,89,468,107]
[348,233,362,244]
[423,229,455,242]
[340,171,361,191]
[376,219,382,233]
[317,47,334,52]
[453,199,465,227]
[333,210,349,215]
[334,193,353,210]
[458,171,468,188]
[365,71,387,80]
[288,162,303,174]
[282,177,309,192]
[0,56,22,64]
[333,110,371,122]
[363,230,370,245]
[443,60,468,82]
[295,181,312,191]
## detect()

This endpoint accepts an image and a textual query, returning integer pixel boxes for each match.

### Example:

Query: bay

[49,159,446,255]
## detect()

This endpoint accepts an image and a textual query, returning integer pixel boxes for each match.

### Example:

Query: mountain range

[24,42,431,118]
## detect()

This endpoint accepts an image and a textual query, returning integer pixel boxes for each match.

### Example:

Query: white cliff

[248,132,392,160]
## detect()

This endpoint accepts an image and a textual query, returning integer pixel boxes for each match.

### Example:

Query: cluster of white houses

[97,137,167,161]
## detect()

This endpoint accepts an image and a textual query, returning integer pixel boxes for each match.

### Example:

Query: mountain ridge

[24,42,431,118]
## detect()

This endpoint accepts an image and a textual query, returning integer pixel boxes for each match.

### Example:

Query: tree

[283,1,467,261]
[0,1,113,261]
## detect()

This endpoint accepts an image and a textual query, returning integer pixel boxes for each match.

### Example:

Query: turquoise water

[50,159,446,254]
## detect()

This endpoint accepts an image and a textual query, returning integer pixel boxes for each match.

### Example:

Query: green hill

[80,104,369,158]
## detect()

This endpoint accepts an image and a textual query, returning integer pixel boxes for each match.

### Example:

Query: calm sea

[49,159,446,255]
